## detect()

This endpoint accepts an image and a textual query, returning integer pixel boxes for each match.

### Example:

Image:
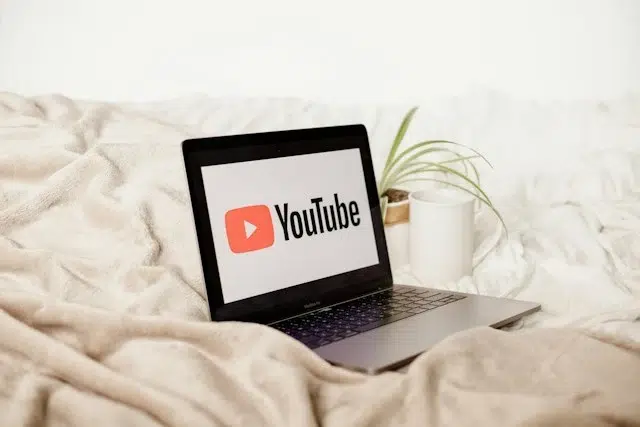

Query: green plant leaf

[380,147,453,192]
[384,140,493,199]
[394,160,503,230]
[385,142,452,180]
[397,177,507,235]
[450,152,471,180]
[442,153,481,193]
[381,106,419,182]
[377,111,502,234]
[391,156,482,194]
[388,139,493,176]
[409,155,480,174]
[405,161,492,206]
[465,156,481,186]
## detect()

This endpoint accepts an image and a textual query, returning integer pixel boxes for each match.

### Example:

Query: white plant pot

[384,222,409,270]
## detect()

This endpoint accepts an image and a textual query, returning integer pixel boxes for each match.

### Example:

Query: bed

[1,90,639,426]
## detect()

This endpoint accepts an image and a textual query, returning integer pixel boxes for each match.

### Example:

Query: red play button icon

[224,205,275,254]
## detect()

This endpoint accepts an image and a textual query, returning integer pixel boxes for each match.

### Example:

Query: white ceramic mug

[408,188,502,285]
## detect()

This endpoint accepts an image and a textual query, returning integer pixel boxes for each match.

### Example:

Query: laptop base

[312,285,540,374]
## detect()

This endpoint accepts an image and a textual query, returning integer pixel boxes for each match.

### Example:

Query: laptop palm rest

[313,291,540,373]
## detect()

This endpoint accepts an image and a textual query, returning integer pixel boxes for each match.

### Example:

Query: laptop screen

[201,148,380,304]
[183,125,391,322]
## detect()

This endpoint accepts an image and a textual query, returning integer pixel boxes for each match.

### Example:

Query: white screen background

[201,148,380,303]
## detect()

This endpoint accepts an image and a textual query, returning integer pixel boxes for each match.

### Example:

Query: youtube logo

[224,205,275,254]
[224,194,361,254]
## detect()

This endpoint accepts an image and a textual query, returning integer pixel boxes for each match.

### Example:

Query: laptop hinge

[268,283,392,326]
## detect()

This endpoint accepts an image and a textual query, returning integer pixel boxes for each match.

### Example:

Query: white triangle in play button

[244,220,257,239]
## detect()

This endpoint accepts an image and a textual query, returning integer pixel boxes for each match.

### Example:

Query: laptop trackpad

[312,295,535,373]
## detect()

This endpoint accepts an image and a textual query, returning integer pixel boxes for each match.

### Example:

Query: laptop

[181,124,540,373]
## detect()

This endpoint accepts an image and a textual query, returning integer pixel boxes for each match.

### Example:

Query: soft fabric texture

[1,293,640,427]
[0,91,639,425]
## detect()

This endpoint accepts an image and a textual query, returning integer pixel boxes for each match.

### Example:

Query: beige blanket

[1,293,639,427]
[1,92,640,426]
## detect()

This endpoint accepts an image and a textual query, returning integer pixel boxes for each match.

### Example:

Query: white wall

[1,0,639,103]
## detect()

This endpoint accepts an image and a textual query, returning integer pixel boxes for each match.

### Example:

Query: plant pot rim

[384,220,409,228]
[386,198,409,207]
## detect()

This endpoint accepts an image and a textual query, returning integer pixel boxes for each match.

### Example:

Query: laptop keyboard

[270,287,466,349]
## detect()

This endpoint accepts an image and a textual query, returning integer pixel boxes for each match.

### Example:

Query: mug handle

[471,200,504,269]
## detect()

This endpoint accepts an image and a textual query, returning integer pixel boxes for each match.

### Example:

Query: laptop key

[276,286,460,346]
[424,290,444,298]
[412,288,434,294]
[355,312,414,333]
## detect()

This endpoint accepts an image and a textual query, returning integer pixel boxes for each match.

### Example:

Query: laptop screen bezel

[182,124,392,324]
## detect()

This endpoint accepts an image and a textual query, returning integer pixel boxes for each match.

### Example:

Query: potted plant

[378,107,505,267]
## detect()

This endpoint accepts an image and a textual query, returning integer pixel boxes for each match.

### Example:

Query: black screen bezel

[182,124,392,324]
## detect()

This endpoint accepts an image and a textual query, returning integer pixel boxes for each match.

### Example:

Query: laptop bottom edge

[310,285,541,374]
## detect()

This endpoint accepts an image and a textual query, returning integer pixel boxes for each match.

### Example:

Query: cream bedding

[0,91,639,426]
[1,293,640,427]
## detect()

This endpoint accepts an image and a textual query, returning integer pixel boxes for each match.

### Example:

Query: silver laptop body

[182,124,540,374]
